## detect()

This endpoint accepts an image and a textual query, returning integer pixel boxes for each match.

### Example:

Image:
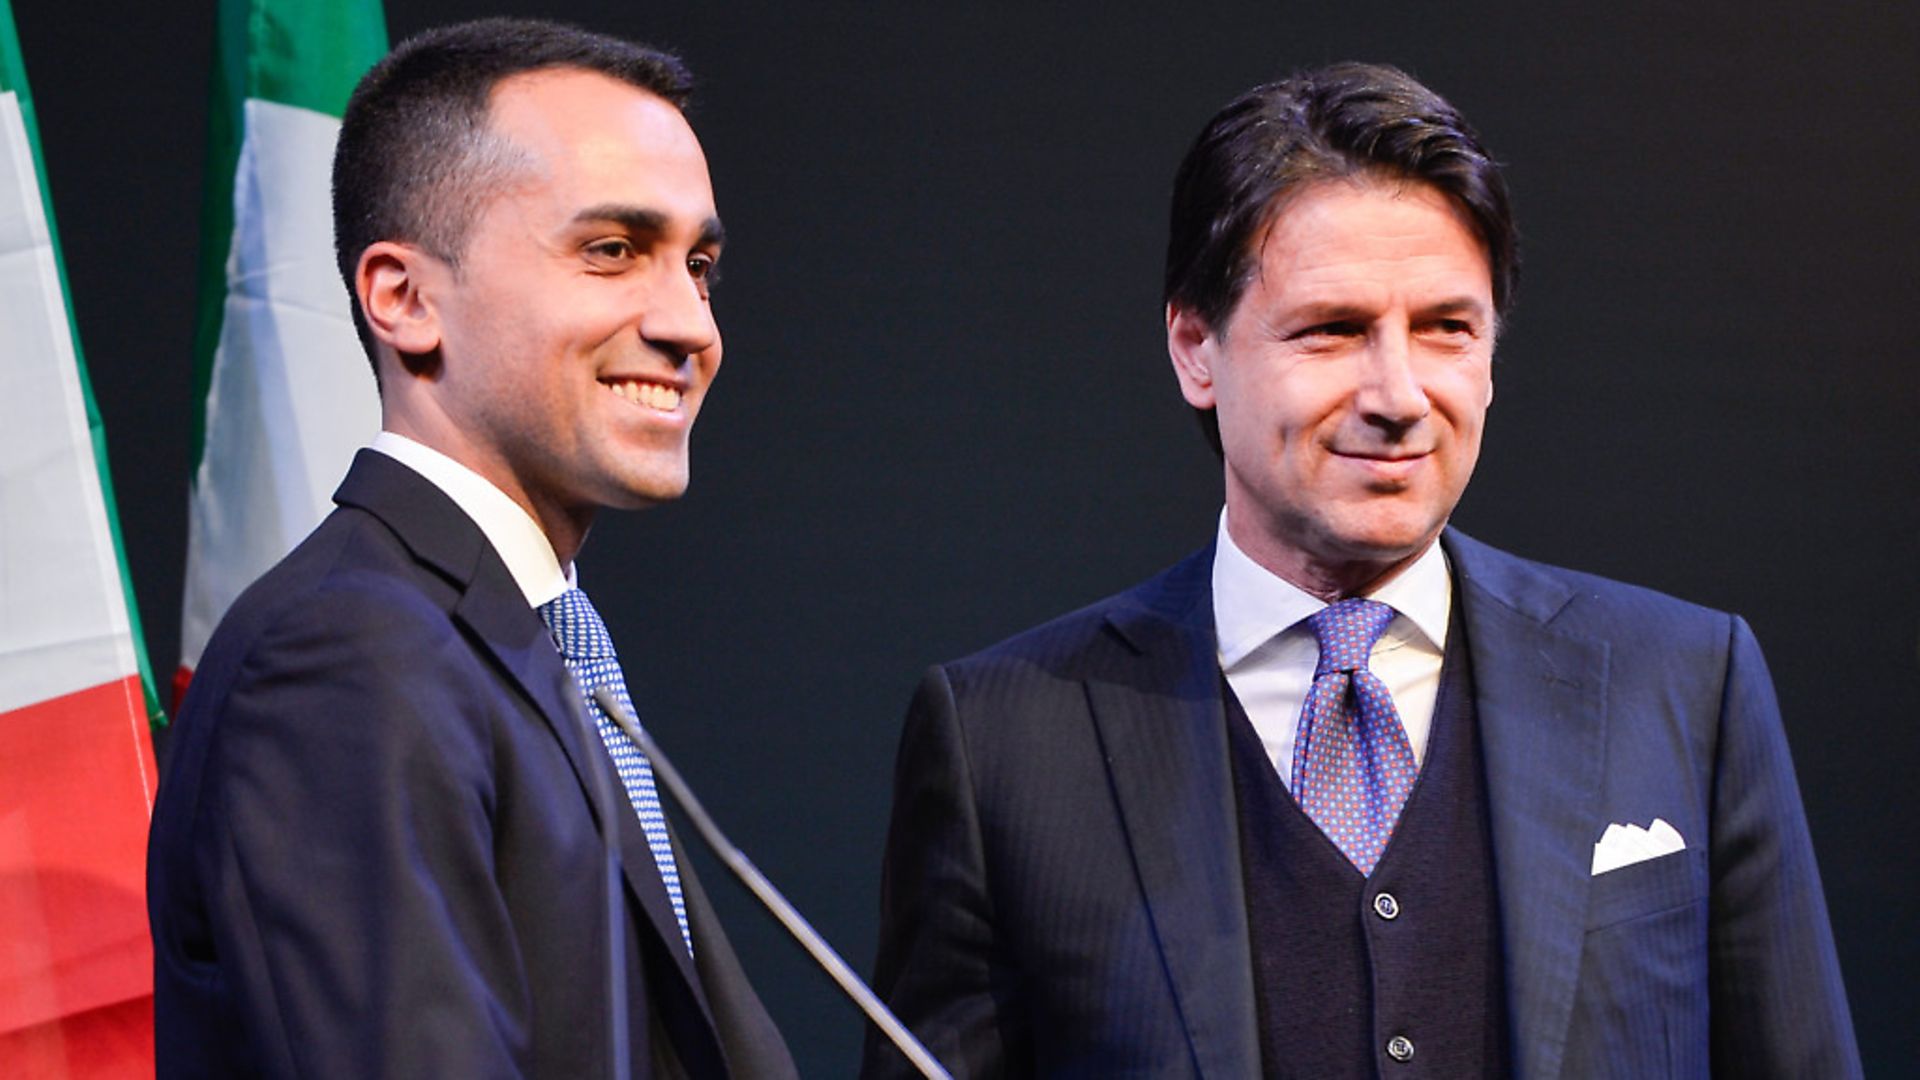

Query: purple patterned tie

[1291,598,1418,874]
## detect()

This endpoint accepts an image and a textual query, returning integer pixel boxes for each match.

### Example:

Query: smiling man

[148,19,795,1078]
[866,64,1859,1078]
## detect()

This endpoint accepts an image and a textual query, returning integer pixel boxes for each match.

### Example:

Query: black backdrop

[13,1,1916,1073]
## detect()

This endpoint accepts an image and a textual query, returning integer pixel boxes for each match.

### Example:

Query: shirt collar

[1211,508,1452,668]
[369,431,574,606]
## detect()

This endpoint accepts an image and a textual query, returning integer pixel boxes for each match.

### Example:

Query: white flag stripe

[228,100,360,310]
[0,90,138,715]
[180,98,377,667]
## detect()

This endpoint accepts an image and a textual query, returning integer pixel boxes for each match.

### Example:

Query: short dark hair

[1163,63,1517,452]
[332,18,693,367]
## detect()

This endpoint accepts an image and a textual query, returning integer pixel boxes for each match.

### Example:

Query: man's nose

[640,263,719,359]
[1355,331,1430,431]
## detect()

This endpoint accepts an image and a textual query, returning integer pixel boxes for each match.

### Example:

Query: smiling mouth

[602,378,682,412]
[1334,449,1430,464]
[1332,450,1432,486]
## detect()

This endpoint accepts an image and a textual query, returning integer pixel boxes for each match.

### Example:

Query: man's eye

[688,255,721,293]
[586,239,636,261]
[1294,321,1362,340]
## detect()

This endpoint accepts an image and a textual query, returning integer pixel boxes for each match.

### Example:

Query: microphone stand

[575,689,632,1079]
[591,686,953,1080]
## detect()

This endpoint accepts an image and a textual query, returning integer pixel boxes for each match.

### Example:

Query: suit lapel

[1077,530,1609,1080]
[334,456,609,819]
[678,838,800,1078]
[334,452,720,1041]
[1445,530,1609,1080]
[449,584,711,1004]
[1086,548,1261,1079]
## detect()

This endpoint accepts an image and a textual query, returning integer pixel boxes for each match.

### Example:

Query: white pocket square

[1591,817,1686,876]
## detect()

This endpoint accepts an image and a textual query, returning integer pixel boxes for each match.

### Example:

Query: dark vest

[1227,606,1510,1078]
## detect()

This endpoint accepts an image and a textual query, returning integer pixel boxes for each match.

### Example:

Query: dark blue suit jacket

[866,530,1858,1078]
[148,451,795,1078]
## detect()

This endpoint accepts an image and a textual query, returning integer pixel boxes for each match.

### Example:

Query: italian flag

[0,0,161,1071]
[177,0,387,699]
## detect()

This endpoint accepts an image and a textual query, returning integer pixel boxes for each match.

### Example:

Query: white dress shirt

[1212,510,1452,790]
[369,432,573,607]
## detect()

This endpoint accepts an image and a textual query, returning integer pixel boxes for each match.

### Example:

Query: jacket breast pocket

[1565,847,1712,1077]
[1586,846,1706,931]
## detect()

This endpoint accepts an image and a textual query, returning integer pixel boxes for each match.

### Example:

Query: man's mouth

[1332,448,1430,464]
[601,378,682,412]
[1331,448,1432,484]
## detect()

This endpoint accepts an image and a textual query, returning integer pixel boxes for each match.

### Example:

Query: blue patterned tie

[538,588,692,956]
[1291,598,1419,874]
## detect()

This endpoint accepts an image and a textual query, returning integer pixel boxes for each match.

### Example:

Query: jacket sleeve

[187,585,533,1078]
[1706,615,1861,1077]
[863,665,1029,1080]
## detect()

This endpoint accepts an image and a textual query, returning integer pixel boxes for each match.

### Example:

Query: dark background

[13,1,1916,1073]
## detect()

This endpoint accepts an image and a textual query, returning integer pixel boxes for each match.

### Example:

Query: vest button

[1373,892,1400,920]
[1386,1034,1415,1062]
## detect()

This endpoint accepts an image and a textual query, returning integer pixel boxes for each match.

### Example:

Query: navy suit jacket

[149,451,796,1078]
[865,530,1858,1078]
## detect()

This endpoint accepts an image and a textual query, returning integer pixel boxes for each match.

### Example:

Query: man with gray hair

[866,64,1858,1078]
[149,19,795,1077]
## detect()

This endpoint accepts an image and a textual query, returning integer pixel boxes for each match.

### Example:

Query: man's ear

[355,241,442,357]
[1166,303,1219,410]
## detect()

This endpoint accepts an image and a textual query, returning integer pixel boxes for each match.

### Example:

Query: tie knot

[1305,598,1394,676]
[537,588,614,660]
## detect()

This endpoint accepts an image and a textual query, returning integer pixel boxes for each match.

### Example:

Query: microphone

[590,686,953,1080]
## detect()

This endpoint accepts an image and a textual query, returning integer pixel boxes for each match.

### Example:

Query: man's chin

[595,466,692,511]
[610,483,689,510]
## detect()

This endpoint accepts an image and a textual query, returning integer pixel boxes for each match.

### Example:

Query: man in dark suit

[148,20,795,1077]
[865,64,1859,1078]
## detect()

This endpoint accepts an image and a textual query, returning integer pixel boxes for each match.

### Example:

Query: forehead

[483,67,715,220]
[1247,179,1491,305]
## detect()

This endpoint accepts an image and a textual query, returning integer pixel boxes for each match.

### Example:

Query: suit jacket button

[1373,892,1400,920]
[1386,1035,1415,1062]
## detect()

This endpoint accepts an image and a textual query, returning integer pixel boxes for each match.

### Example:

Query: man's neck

[381,410,592,566]
[369,430,582,604]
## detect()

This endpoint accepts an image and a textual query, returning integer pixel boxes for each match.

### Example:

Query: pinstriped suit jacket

[864,530,1859,1078]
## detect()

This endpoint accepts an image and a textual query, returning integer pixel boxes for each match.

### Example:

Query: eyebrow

[1285,301,1373,324]
[572,204,726,249]
[1286,296,1490,323]
[1420,297,1490,317]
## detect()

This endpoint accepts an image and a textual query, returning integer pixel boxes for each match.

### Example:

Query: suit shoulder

[1449,531,1742,654]
[157,506,508,864]
[950,594,1123,669]
[185,507,468,702]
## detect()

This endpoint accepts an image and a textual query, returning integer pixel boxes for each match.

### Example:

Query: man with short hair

[865,64,1859,1078]
[148,19,796,1077]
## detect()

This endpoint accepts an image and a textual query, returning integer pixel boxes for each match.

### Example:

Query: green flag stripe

[0,0,163,724]
[0,0,26,93]
[188,0,386,468]
[246,0,387,115]
[186,0,248,469]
